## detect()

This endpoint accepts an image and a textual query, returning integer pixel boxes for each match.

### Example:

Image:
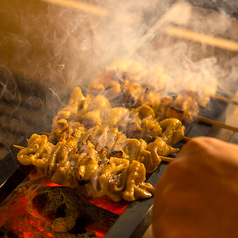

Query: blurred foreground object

[152,136,238,238]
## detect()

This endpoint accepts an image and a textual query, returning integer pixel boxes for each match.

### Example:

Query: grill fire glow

[2,175,128,238]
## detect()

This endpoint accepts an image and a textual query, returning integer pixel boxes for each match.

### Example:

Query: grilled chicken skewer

[15,58,237,204]
[15,85,186,202]
[16,118,181,202]
[86,62,238,132]
[15,79,237,202]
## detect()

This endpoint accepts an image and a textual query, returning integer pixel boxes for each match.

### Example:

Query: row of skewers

[15,59,238,202]
[16,86,185,202]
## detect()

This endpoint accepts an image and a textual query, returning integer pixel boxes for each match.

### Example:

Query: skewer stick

[197,116,238,133]
[210,95,238,106]
[164,26,238,52]
[160,156,175,163]
[138,183,156,193]
[13,145,25,150]
[42,0,110,17]
[182,136,191,142]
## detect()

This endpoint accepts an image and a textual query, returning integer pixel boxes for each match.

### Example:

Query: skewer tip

[160,156,175,163]
[138,183,156,193]
[13,145,25,150]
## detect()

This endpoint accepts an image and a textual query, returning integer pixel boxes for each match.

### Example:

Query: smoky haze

[0,0,237,95]
[0,0,238,155]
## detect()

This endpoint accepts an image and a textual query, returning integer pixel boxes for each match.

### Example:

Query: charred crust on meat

[110,150,124,158]
[78,180,90,186]
[169,106,184,114]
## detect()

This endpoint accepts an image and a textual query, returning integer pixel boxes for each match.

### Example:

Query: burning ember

[0,171,128,238]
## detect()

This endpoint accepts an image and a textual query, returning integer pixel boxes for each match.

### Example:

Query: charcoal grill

[0,75,236,237]
[1,0,238,237]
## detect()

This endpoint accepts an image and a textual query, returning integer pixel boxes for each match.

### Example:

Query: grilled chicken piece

[165,91,199,124]
[126,105,183,145]
[87,61,150,107]
[57,87,85,119]
[49,116,85,145]
[17,134,55,169]
[74,94,91,122]
[122,136,179,173]
[129,116,162,143]
[97,126,121,153]
[87,70,122,101]
[17,133,79,186]
[135,88,161,108]
[152,96,174,121]
[102,107,129,130]
[123,138,161,174]
[82,94,111,128]
[48,117,70,143]
[27,185,119,234]
[120,79,143,107]
[87,158,152,202]
[126,105,156,139]
[50,140,99,188]
[147,137,179,157]
[123,160,153,201]
[81,125,121,153]
[89,94,111,111]
[160,118,185,146]
[76,141,100,183]
[17,132,155,201]
[82,109,102,128]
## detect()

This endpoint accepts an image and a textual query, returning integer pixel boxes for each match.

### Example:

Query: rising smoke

[0,0,238,152]
[0,0,237,95]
